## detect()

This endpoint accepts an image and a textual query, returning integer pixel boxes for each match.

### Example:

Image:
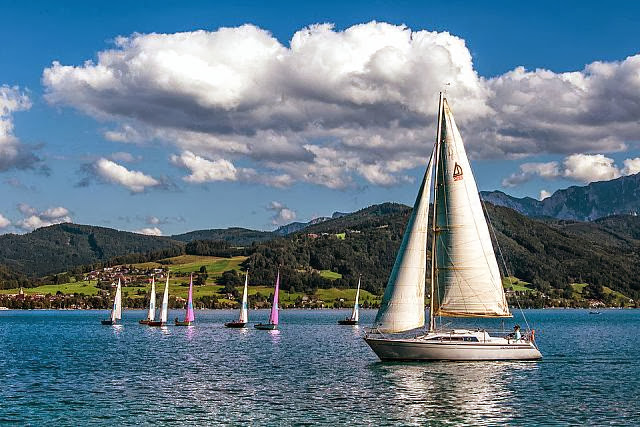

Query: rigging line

[479,195,532,331]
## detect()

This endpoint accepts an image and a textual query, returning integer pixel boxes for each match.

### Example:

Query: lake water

[0,309,638,425]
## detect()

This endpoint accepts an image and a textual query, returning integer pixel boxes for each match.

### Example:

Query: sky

[1,0,640,235]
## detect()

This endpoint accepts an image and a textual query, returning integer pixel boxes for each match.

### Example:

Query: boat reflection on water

[372,361,539,425]
[269,329,281,343]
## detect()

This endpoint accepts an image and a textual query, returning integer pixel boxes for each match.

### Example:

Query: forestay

[433,99,510,318]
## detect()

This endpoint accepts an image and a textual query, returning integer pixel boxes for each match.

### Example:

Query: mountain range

[2,176,640,301]
[481,173,640,221]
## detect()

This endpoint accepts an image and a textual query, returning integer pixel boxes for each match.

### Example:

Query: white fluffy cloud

[15,204,72,231]
[503,153,640,187]
[41,22,640,188]
[267,201,296,225]
[91,158,160,192]
[539,190,551,201]
[0,213,10,228]
[170,151,237,183]
[0,85,42,172]
[135,227,163,236]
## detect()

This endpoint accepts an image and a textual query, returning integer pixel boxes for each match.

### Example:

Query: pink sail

[186,274,195,322]
[269,271,280,325]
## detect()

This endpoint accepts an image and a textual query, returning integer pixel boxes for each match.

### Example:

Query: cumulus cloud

[170,150,237,183]
[0,213,10,228]
[503,153,640,187]
[539,190,551,200]
[41,22,640,188]
[135,227,163,236]
[0,85,43,172]
[562,153,621,182]
[82,158,161,192]
[15,203,72,231]
[267,201,296,225]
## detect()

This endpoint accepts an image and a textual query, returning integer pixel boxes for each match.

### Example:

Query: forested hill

[0,223,181,277]
[171,227,274,245]
[1,203,640,301]
[241,202,640,301]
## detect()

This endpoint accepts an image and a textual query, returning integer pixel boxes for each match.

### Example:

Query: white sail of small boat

[112,279,122,322]
[160,275,169,323]
[140,276,156,324]
[225,270,249,328]
[339,276,362,325]
[239,271,249,323]
[148,272,169,326]
[352,277,361,322]
[148,276,156,321]
[102,278,122,325]
[365,93,541,361]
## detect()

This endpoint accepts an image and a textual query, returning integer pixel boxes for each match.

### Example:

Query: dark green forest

[1,203,640,302]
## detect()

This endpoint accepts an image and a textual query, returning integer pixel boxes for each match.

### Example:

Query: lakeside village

[0,263,381,310]
[1,262,636,310]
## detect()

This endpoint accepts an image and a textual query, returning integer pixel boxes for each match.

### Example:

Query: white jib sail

[148,276,156,321]
[112,279,122,321]
[434,99,510,317]
[160,274,169,323]
[351,277,361,322]
[239,271,248,323]
[374,148,435,333]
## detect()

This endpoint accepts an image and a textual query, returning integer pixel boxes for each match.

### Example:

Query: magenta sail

[269,271,280,325]
[186,275,195,322]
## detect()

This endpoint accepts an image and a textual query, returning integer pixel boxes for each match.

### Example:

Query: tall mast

[429,92,444,332]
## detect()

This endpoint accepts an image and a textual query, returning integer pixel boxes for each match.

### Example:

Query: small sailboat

[148,273,169,327]
[255,270,279,330]
[139,276,156,324]
[175,274,195,326]
[101,278,122,325]
[338,276,361,325]
[364,93,542,361]
[225,270,249,328]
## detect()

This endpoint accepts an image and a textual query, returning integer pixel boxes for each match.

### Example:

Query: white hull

[365,330,542,361]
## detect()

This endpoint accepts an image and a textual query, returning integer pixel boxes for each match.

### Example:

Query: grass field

[133,255,246,275]
[0,281,100,296]
[571,283,629,302]
[319,270,342,280]
[502,277,534,292]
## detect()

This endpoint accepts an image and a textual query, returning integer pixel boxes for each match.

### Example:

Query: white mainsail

[373,149,435,333]
[351,277,361,322]
[160,274,169,323]
[433,99,510,317]
[111,278,122,322]
[147,276,156,321]
[239,271,249,323]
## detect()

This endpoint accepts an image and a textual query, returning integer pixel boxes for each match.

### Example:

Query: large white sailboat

[364,93,541,361]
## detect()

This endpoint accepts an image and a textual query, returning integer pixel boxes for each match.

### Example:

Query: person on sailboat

[512,325,521,342]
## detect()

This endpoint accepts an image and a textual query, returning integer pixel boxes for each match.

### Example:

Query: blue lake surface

[1,309,639,425]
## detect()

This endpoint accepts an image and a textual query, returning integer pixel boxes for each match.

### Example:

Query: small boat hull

[255,323,278,330]
[139,319,151,325]
[365,330,542,361]
[338,319,358,325]
[101,319,115,325]
[174,320,192,326]
[147,321,166,327]
[225,321,247,328]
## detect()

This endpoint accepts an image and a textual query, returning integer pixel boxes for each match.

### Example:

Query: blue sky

[1,0,639,235]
